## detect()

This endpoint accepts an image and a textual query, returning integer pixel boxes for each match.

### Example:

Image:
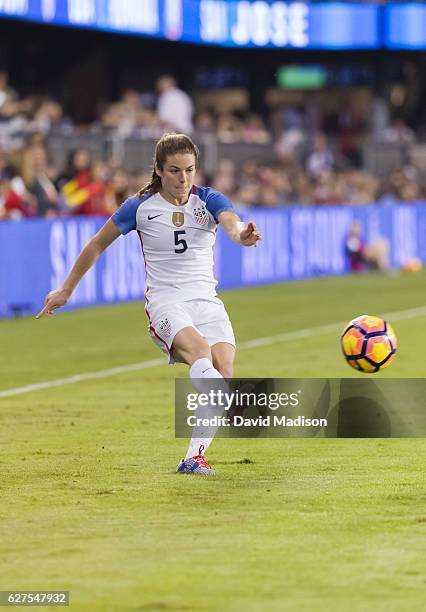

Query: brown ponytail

[139,169,162,197]
[138,133,199,198]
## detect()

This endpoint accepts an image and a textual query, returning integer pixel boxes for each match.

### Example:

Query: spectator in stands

[56,148,95,213]
[0,165,32,219]
[293,171,313,205]
[275,127,305,163]
[57,148,91,184]
[238,159,259,186]
[312,170,342,204]
[0,71,18,118]
[76,160,111,216]
[234,182,261,208]
[102,89,163,138]
[379,166,424,203]
[336,96,366,167]
[23,145,59,217]
[241,114,271,144]
[212,159,237,198]
[383,118,415,145]
[306,132,335,177]
[369,95,390,141]
[194,166,206,188]
[156,75,193,134]
[281,104,305,132]
[346,169,380,204]
[258,185,281,208]
[346,220,390,273]
[216,112,244,143]
[30,97,67,133]
[263,166,294,204]
[194,110,216,135]
[105,168,131,213]
[101,89,139,136]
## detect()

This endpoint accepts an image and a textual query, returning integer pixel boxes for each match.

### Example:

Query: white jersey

[111,186,234,315]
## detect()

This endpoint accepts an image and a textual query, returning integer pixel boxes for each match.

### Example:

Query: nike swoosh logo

[148,214,162,220]
[201,369,210,374]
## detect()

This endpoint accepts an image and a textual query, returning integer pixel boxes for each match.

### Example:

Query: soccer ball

[401,257,422,273]
[340,315,397,373]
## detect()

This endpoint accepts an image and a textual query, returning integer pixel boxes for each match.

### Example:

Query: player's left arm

[218,211,262,247]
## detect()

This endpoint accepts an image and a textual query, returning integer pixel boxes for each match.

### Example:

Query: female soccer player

[37,133,262,475]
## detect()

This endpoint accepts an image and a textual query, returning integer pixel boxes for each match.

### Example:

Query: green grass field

[1,271,425,611]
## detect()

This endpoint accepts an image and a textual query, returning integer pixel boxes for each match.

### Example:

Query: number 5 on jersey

[174,230,188,254]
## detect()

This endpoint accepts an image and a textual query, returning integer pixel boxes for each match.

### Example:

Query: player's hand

[36,288,71,319]
[240,221,262,247]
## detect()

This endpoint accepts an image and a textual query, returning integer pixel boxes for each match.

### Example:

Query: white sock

[185,358,228,459]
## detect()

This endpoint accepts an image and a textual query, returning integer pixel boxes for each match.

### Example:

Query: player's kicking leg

[173,329,234,475]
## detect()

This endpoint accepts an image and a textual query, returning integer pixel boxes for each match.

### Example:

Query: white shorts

[146,298,236,364]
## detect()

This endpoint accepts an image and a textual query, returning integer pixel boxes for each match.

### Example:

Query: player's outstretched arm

[36,218,121,319]
[218,211,262,247]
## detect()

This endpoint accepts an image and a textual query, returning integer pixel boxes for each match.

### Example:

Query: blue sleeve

[111,195,141,235]
[203,188,234,222]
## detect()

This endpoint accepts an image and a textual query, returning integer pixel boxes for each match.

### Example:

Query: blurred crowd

[210,157,424,208]
[1,141,423,220]
[1,70,420,149]
[0,70,424,220]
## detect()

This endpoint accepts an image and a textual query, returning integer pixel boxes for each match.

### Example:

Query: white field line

[1,304,425,398]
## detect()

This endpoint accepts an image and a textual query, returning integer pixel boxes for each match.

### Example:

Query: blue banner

[3,2,425,50]
[221,203,426,288]
[0,0,380,49]
[0,216,145,317]
[383,3,426,50]
[1,203,425,318]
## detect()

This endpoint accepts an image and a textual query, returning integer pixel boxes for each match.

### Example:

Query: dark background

[0,19,424,124]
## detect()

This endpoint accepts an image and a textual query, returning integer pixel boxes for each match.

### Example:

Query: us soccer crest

[158,317,172,337]
[193,206,208,226]
[172,212,184,227]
